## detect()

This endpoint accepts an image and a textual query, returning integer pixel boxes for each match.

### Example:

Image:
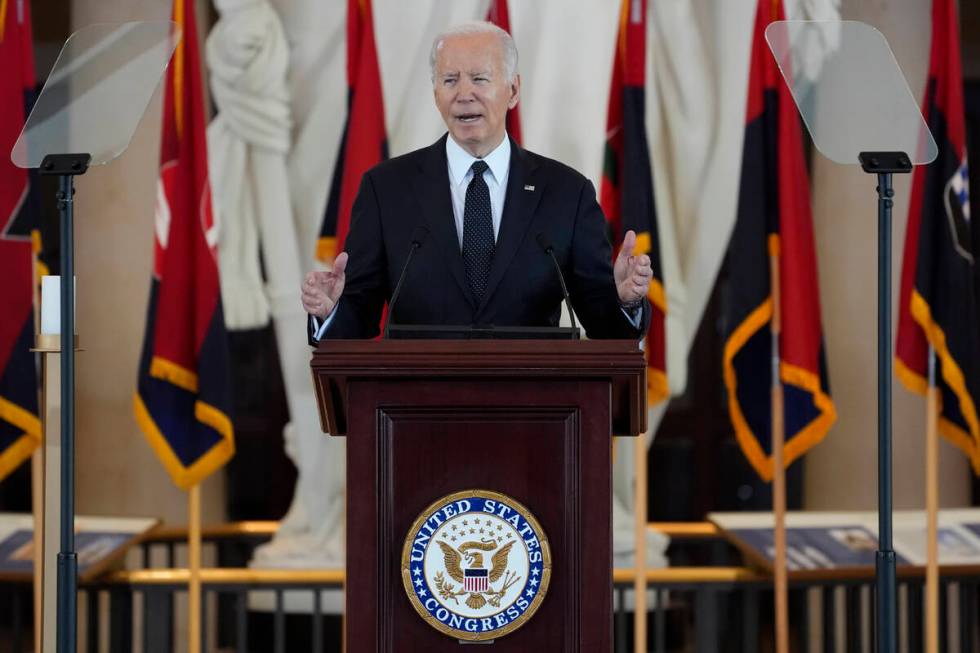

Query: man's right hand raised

[302,252,348,320]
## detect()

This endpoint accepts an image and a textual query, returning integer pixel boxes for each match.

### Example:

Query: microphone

[384,225,429,338]
[535,233,579,333]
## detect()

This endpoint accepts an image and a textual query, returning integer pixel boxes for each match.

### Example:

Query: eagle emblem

[434,538,519,609]
[401,489,551,641]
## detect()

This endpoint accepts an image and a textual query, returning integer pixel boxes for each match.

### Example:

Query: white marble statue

[207,0,346,571]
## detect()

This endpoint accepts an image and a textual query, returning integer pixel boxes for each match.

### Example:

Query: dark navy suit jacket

[308,134,648,343]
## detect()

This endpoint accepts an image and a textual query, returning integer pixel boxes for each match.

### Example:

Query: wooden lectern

[311,339,646,652]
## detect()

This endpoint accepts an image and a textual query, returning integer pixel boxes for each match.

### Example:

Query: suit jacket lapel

[413,135,477,309]
[478,140,542,314]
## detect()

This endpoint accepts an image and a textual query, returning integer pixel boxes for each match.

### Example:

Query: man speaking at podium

[303,22,653,341]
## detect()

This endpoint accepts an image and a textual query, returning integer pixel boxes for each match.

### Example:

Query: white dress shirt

[446,134,510,248]
[312,133,641,340]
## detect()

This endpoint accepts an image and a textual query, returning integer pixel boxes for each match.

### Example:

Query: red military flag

[600,0,667,406]
[485,0,522,145]
[895,0,979,471]
[134,0,234,489]
[722,0,836,481]
[0,0,40,481]
[317,0,388,263]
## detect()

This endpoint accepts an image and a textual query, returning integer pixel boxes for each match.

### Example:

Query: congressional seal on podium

[401,489,552,642]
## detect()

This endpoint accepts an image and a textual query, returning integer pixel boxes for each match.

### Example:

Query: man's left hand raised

[614,230,653,305]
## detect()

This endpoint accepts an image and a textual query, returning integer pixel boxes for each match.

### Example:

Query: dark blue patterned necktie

[462,160,494,301]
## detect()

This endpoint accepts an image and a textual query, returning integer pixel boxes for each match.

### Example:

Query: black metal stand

[40,152,91,653]
[859,151,912,653]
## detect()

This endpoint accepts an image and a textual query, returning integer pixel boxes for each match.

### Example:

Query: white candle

[40,275,76,335]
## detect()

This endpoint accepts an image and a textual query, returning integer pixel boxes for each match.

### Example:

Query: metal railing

[0,523,977,652]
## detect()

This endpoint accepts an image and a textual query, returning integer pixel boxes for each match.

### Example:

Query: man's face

[433,32,520,158]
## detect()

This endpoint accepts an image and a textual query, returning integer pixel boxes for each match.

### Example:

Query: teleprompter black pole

[859,151,911,653]
[56,173,77,653]
[40,153,91,653]
[875,170,896,653]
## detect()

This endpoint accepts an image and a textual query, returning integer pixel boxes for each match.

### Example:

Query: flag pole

[768,6,789,647]
[32,449,43,653]
[342,483,348,653]
[925,347,939,653]
[32,220,44,653]
[769,240,789,653]
[188,484,202,653]
[633,430,648,653]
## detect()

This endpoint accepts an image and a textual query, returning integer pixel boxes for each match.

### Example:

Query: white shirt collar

[446,133,511,187]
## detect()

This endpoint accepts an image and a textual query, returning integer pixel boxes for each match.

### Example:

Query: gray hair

[429,21,519,83]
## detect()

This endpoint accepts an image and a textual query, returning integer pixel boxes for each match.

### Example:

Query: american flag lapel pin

[524,184,535,191]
